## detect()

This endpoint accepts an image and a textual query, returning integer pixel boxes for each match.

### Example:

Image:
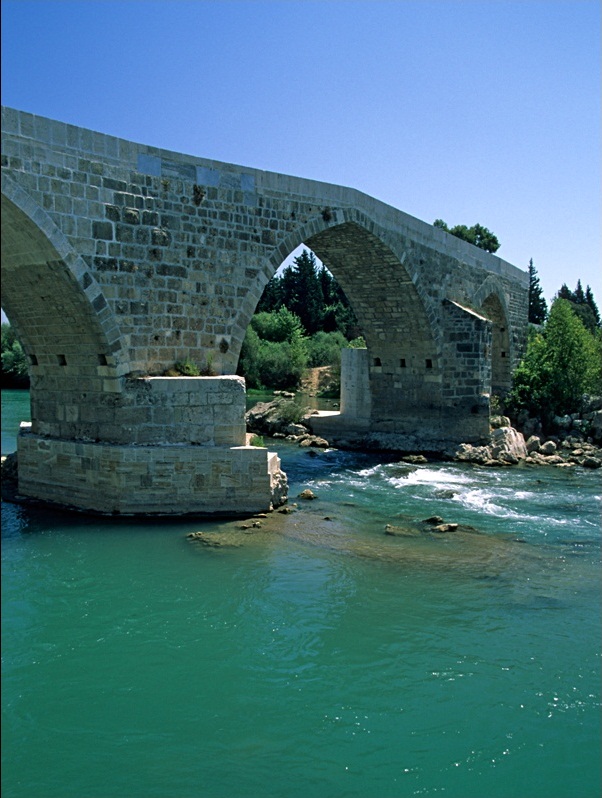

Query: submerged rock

[385,523,422,537]
[431,523,459,533]
[187,531,241,548]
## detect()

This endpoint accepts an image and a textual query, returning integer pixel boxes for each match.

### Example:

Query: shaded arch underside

[306,222,436,357]
[230,219,443,416]
[1,193,118,376]
[480,293,512,393]
[308,222,443,418]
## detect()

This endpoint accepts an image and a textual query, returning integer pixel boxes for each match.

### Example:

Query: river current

[2,389,600,798]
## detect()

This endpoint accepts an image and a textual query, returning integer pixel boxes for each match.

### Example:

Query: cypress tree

[528,259,547,325]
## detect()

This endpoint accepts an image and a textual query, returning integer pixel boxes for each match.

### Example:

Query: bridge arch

[1,177,128,439]
[1,176,125,377]
[473,276,513,394]
[232,212,442,427]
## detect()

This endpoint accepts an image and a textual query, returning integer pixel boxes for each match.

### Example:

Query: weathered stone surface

[489,426,528,462]
[526,435,541,453]
[298,436,329,448]
[455,425,527,466]
[15,430,288,516]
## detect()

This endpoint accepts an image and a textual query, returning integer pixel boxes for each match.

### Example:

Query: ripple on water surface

[1,433,600,798]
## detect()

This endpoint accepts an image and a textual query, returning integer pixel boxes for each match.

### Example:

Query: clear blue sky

[1,0,600,315]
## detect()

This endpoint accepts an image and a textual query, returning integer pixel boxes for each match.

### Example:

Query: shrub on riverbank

[506,299,602,431]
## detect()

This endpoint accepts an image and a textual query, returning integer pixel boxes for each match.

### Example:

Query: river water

[2,389,600,798]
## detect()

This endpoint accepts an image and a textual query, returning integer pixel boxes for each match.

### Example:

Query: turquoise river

[2,389,600,798]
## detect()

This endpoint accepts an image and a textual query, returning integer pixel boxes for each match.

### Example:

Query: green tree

[255,277,283,314]
[554,281,600,334]
[1,323,30,387]
[251,306,306,344]
[528,259,547,325]
[306,330,348,368]
[507,298,602,427]
[573,279,586,305]
[237,307,308,390]
[257,249,358,339]
[585,285,601,328]
[237,326,262,388]
[281,250,325,335]
[433,220,500,253]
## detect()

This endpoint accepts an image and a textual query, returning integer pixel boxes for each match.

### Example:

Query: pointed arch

[473,276,512,393]
[231,211,443,429]
[1,174,126,377]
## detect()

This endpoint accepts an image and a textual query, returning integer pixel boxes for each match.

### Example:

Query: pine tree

[528,259,547,325]
[283,250,325,335]
[574,279,586,304]
[554,281,600,334]
[585,286,601,328]
[256,276,283,313]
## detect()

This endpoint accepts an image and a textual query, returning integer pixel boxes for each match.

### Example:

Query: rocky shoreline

[246,395,602,470]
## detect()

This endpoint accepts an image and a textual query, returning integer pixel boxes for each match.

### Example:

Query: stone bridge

[1,107,528,515]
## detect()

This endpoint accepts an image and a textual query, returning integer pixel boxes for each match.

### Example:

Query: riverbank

[245,396,602,471]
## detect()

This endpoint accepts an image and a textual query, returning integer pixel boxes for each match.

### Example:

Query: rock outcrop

[454,422,602,469]
[246,397,330,449]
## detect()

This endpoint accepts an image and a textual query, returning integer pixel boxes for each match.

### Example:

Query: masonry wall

[30,375,247,445]
[340,347,371,421]
[1,106,528,385]
[17,427,282,516]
